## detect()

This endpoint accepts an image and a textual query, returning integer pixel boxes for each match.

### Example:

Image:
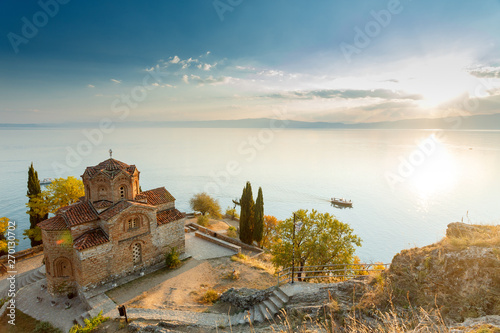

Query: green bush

[33,321,62,333]
[227,226,238,238]
[197,214,209,227]
[201,289,219,304]
[165,247,181,268]
[225,207,239,219]
[69,311,108,333]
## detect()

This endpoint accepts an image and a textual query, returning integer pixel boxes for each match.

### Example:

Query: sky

[1,0,500,124]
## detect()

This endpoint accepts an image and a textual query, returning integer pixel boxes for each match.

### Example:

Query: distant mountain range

[2,113,499,130]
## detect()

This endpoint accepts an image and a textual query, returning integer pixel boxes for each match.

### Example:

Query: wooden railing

[277,263,390,286]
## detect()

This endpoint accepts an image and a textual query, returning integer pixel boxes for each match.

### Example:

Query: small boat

[40,178,54,185]
[331,197,353,207]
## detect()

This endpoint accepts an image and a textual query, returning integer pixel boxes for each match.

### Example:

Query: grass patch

[33,321,63,333]
[230,253,275,274]
[443,224,500,250]
[200,289,219,304]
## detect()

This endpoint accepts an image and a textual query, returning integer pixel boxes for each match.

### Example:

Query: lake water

[1,127,499,263]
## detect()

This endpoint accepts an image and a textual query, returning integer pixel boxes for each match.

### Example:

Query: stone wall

[42,229,77,295]
[83,169,140,203]
[152,218,186,253]
[220,286,277,310]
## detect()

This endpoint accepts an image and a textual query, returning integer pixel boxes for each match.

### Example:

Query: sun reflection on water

[409,136,459,204]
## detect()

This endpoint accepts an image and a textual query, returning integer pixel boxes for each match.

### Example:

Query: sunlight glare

[398,55,476,107]
[409,137,458,200]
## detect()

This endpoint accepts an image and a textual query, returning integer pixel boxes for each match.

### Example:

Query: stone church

[38,157,185,295]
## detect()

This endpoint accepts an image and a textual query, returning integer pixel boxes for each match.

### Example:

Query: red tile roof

[99,200,155,220]
[99,200,132,220]
[83,158,137,179]
[141,187,175,206]
[73,228,109,251]
[157,209,185,225]
[38,215,68,231]
[93,200,113,209]
[58,201,99,227]
[135,193,147,201]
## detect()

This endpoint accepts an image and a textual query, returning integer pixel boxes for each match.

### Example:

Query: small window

[127,217,139,230]
[120,186,126,199]
[54,258,72,277]
[132,243,142,264]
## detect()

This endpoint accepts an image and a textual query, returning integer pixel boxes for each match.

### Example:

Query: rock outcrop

[382,222,500,322]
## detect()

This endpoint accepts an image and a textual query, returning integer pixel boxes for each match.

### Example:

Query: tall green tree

[25,163,47,247]
[253,187,264,246]
[271,209,362,281]
[239,181,255,245]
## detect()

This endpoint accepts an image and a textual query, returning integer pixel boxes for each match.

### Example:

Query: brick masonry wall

[42,229,78,295]
[153,218,186,254]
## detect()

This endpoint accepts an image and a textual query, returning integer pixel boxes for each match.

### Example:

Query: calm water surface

[1,127,499,262]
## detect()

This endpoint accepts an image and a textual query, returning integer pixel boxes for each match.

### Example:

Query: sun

[398,55,477,107]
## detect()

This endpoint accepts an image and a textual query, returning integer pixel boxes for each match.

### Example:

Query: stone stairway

[74,293,117,327]
[0,266,46,299]
[231,287,289,325]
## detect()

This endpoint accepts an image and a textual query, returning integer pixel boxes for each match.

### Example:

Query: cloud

[264,89,423,101]
[87,84,95,88]
[170,55,180,64]
[110,79,122,84]
[189,75,231,86]
[467,65,500,78]
[182,75,189,84]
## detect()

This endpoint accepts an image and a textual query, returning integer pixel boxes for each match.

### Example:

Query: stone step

[239,310,250,325]
[25,274,38,285]
[231,312,244,326]
[251,304,263,323]
[263,299,279,315]
[268,295,284,309]
[258,303,272,320]
[33,268,46,279]
[274,288,289,303]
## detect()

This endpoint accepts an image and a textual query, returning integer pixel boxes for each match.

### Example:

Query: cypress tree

[27,163,47,247]
[239,181,255,245]
[253,187,264,246]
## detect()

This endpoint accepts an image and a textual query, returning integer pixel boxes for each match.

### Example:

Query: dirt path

[107,258,204,305]
[124,256,276,313]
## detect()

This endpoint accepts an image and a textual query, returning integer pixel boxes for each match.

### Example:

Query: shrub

[33,321,62,333]
[201,289,219,304]
[197,214,209,227]
[69,311,108,333]
[227,226,238,238]
[223,269,240,280]
[231,253,247,261]
[165,247,181,269]
[225,207,239,220]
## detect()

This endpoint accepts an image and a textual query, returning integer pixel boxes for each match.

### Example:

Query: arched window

[54,257,72,277]
[127,217,139,230]
[120,185,126,199]
[132,243,142,265]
